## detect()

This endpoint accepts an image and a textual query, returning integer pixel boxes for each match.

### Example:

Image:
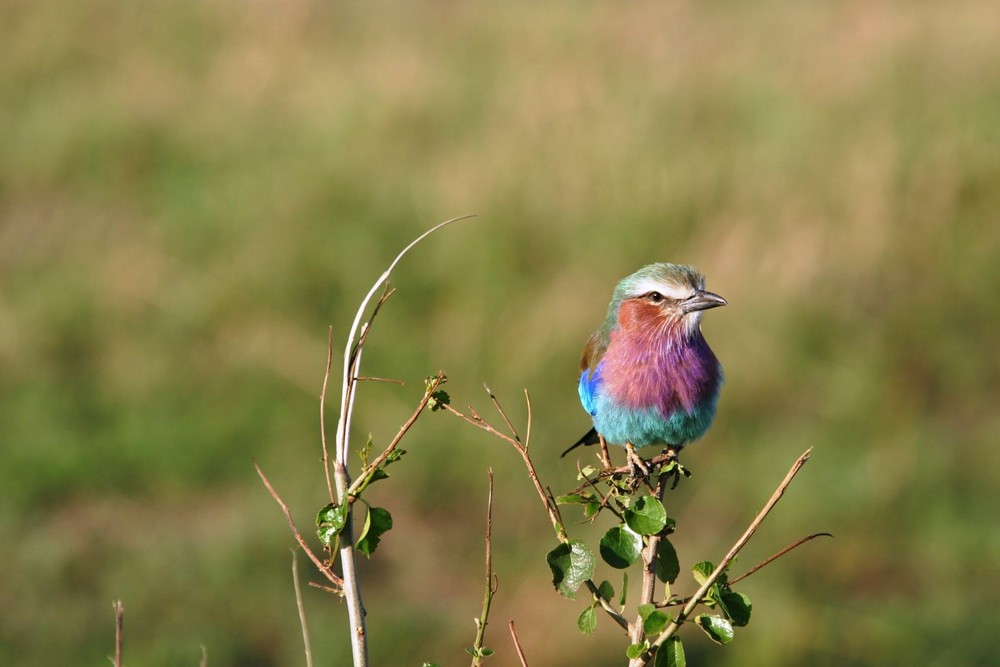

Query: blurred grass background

[2,1,999,665]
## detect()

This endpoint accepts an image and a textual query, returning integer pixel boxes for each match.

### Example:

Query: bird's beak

[682,290,727,313]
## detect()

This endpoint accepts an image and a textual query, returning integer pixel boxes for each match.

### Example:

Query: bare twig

[112,600,123,667]
[320,326,336,504]
[445,394,634,631]
[356,376,406,385]
[292,551,315,667]
[308,582,342,595]
[346,371,446,500]
[485,384,521,443]
[471,470,498,666]
[199,645,207,667]
[443,399,567,542]
[728,532,833,586]
[643,447,814,664]
[508,621,529,667]
[255,462,344,590]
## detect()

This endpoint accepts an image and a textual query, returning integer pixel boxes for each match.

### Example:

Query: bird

[563,263,726,468]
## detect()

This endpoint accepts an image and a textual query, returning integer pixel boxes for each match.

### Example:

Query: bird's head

[604,263,727,337]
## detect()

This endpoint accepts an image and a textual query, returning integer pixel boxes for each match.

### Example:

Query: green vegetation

[1,2,998,665]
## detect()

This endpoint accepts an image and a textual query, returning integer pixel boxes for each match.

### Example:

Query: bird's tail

[560,427,601,458]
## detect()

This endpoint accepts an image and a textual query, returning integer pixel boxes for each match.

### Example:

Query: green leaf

[597,580,615,602]
[584,501,601,519]
[421,663,441,667]
[654,637,685,667]
[599,525,642,569]
[355,506,393,557]
[577,606,597,635]
[655,538,680,584]
[620,572,629,606]
[546,540,595,599]
[642,609,671,635]
[625,495,668,535]
[428,389,451,411]
[578,465,598,479]
[719,590,752,627]
[638,603,655,621]
[691,560,715,586]
[316,503,349,547]
[626,643,647,660]
[695,614,734,644]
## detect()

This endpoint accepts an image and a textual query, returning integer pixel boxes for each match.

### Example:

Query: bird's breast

[600,328,720,417]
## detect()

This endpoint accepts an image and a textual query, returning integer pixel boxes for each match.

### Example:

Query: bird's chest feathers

[601,309,718,415]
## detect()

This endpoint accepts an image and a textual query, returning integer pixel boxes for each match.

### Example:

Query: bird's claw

[625,443,650,479]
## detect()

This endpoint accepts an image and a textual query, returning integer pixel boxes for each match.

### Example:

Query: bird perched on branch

[563,263,726,469]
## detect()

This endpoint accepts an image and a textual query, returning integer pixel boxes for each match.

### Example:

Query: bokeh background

[2,1,998,665]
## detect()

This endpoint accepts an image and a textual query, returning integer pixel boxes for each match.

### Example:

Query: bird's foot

[625,442,650,479]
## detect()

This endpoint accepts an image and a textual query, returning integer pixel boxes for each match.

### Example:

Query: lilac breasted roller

[563,263,726,461]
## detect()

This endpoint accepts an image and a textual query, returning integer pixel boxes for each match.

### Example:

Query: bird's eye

[647,291,665,303]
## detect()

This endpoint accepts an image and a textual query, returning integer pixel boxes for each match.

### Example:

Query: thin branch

[308,582,342,595]
[643,447,814,664]
[444,401,567,541]
[292,551,315,667]
[199,645,208,667]
[356,376,406,385]
[445,397,634,632]
[346,371,446,500]
[508,621,529,667]
[320,326,336,503]
[112,600,123,667]
[485,384,521,443]
[523,389,533,450]
[255,462,344,590]
[583,580,630,630]
[728,532,833,586]
[471,469,498,666]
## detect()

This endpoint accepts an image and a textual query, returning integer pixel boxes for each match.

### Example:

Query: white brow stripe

[630,278,692,300]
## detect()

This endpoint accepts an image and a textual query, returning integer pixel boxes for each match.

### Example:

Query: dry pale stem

[112,600,123,667]
[291,551,315,667]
